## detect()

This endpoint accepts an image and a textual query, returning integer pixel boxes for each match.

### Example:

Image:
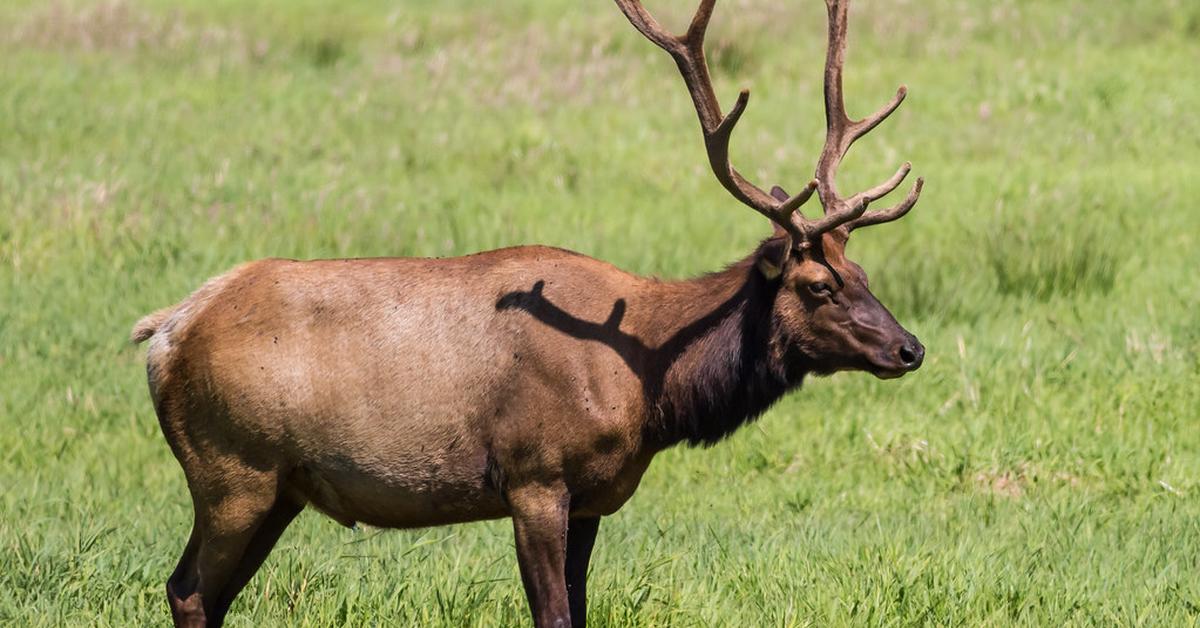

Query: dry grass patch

[7,0,267,63]
[974,463,1083,499]
[372,20,628,110]
[974,469,1027,499]
[10,0,187,52]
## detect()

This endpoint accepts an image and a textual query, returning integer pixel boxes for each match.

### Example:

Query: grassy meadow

[2,0,1199,624]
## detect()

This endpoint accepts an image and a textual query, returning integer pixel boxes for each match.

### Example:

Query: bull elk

[133,0,925,625]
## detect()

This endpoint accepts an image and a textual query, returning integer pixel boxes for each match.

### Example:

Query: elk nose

[897,338,925,370]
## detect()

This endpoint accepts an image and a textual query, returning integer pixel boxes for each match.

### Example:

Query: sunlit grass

[1,0,1199,625]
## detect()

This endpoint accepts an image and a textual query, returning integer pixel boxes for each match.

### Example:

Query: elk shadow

[494,277,759,407]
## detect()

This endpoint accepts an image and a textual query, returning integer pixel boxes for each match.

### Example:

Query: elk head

[615,0,925,379]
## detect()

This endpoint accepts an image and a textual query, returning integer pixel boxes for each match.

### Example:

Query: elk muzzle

[848,291,924,379]
[879,332,924,378]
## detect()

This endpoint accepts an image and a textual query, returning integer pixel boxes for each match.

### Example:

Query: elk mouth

[870,366,909,380]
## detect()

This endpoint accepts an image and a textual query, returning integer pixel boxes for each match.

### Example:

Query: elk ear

[757,185,797,278]
[756,233,791,280]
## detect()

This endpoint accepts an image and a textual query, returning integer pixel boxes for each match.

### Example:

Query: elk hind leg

[209,494,305,623]
[167,472,282,628]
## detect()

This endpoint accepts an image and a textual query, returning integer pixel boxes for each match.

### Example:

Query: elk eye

[808,282,832,296]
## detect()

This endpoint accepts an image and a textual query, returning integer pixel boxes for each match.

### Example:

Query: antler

[612,0,817,240]
[613,0,922,243]
[816,0,922,233]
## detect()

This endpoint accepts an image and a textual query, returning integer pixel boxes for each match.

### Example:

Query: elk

[132,0,925,626]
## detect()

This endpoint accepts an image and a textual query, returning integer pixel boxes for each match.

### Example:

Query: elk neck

[635,245,805,449]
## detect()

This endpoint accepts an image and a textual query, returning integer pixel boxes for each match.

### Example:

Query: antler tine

[847,177,924,229]
[848,161,910,208]
[684,0,717,47]
[613,0,816,237]
[614,0,684,54]
[813,0,918,235]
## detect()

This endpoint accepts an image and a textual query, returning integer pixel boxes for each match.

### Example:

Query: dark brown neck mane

[642,250,804,448]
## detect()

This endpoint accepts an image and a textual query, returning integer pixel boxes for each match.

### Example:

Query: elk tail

[130,306,178,344]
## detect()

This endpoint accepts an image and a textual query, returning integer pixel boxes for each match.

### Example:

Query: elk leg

[167,475,279,628]
[167,524,202,624]
[509,487,571,628]
[209,495,304,625]
[564,516,600,628]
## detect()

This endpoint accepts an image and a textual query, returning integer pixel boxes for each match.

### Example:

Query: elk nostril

[898,345,917,365]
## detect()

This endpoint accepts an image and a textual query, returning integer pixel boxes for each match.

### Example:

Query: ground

[1,0,1199,625]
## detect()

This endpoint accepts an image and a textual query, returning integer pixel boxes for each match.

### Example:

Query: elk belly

[281,433,508,529]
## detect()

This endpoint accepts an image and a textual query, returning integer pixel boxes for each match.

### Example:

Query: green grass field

[2,0,1199,625]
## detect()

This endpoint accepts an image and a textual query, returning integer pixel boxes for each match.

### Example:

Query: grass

[1,0,1199,625]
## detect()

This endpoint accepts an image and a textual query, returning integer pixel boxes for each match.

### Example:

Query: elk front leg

[564,516,600,628]
[509,486,571,628]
